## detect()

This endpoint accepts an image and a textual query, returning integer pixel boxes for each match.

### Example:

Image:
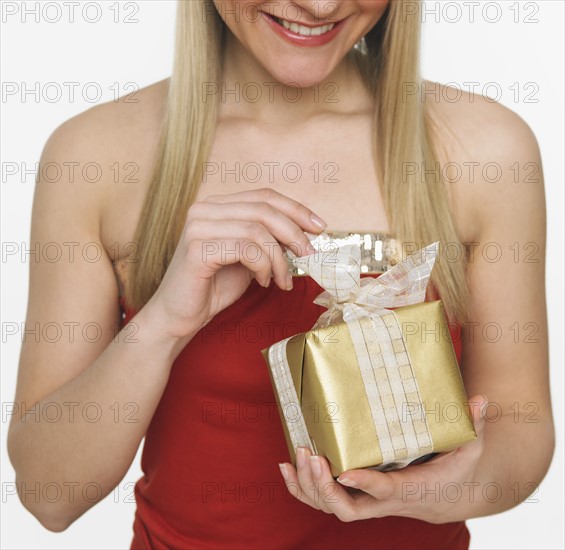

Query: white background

[1,1,563,548]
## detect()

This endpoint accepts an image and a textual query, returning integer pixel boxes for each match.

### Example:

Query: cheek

[358,0,389,19]
[357,0,389,34]
[212,0,260,43]
[213,0,264,25]
[358,0,389,10]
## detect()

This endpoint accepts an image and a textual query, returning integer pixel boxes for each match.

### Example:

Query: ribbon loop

[290,241,440,329]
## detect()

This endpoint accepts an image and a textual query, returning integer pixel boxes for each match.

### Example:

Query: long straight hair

[126,0,472,326]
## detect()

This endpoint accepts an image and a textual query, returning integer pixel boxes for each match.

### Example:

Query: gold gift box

[261,242,476,478]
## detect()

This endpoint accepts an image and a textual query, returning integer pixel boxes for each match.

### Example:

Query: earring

[354,35,368,54]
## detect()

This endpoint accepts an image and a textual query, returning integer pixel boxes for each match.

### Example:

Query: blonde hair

[126,0,471,326]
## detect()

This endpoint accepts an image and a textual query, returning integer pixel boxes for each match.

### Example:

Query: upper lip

[265,12,342,28]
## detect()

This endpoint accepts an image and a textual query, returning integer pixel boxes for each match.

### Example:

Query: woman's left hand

[278,394,488,524]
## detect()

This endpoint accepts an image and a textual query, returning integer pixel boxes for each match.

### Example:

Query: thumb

[337,468,398,500]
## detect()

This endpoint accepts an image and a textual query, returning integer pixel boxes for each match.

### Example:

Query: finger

[203,188,328,236]
[278,462,323,511]
[295,447,329,511]
[308,461,404,521]
[334,467,427,520]
[187,238,274,288]
[189,201,317,259]
[337,468,401,501]
[307,454,365,519]
[184,219,291,290]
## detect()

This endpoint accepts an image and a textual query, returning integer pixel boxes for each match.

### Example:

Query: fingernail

[310,214,327,230]
[296,447,307,468]
[309,456,322,478]
[279,463,289,481]
[286,272,293,291]
[337,476,357,487]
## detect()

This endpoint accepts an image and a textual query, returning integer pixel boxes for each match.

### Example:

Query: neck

[219,29,372,126]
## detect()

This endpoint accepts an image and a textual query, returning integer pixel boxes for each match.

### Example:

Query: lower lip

[261,12,346,47]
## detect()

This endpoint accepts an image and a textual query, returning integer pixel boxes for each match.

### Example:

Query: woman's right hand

[145,188,328,341]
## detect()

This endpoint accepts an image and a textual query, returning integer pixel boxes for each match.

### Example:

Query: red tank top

[120,274,469,549]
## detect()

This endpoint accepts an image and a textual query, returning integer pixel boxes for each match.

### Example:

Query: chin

[271,74,330,89]
[261,58,337,89]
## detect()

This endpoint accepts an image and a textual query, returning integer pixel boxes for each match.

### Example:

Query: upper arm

[10,114,122,418]
[452,100,551,426]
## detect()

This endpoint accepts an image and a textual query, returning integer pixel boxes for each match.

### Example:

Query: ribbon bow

[289,241,439,328]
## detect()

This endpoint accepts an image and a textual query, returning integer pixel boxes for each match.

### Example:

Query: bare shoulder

[425,81,544,243]
[43,78,168,172]
[427,81,540,159]
[39,79,169,256]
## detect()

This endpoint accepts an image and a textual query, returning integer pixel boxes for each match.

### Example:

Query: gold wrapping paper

[262,241,476,478]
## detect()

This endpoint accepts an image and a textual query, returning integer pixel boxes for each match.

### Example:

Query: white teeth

[277,17,335,37]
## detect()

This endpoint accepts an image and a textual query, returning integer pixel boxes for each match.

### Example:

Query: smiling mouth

[269,15,336,37]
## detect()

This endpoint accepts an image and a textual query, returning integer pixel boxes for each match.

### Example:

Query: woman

[8,0,554,548]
